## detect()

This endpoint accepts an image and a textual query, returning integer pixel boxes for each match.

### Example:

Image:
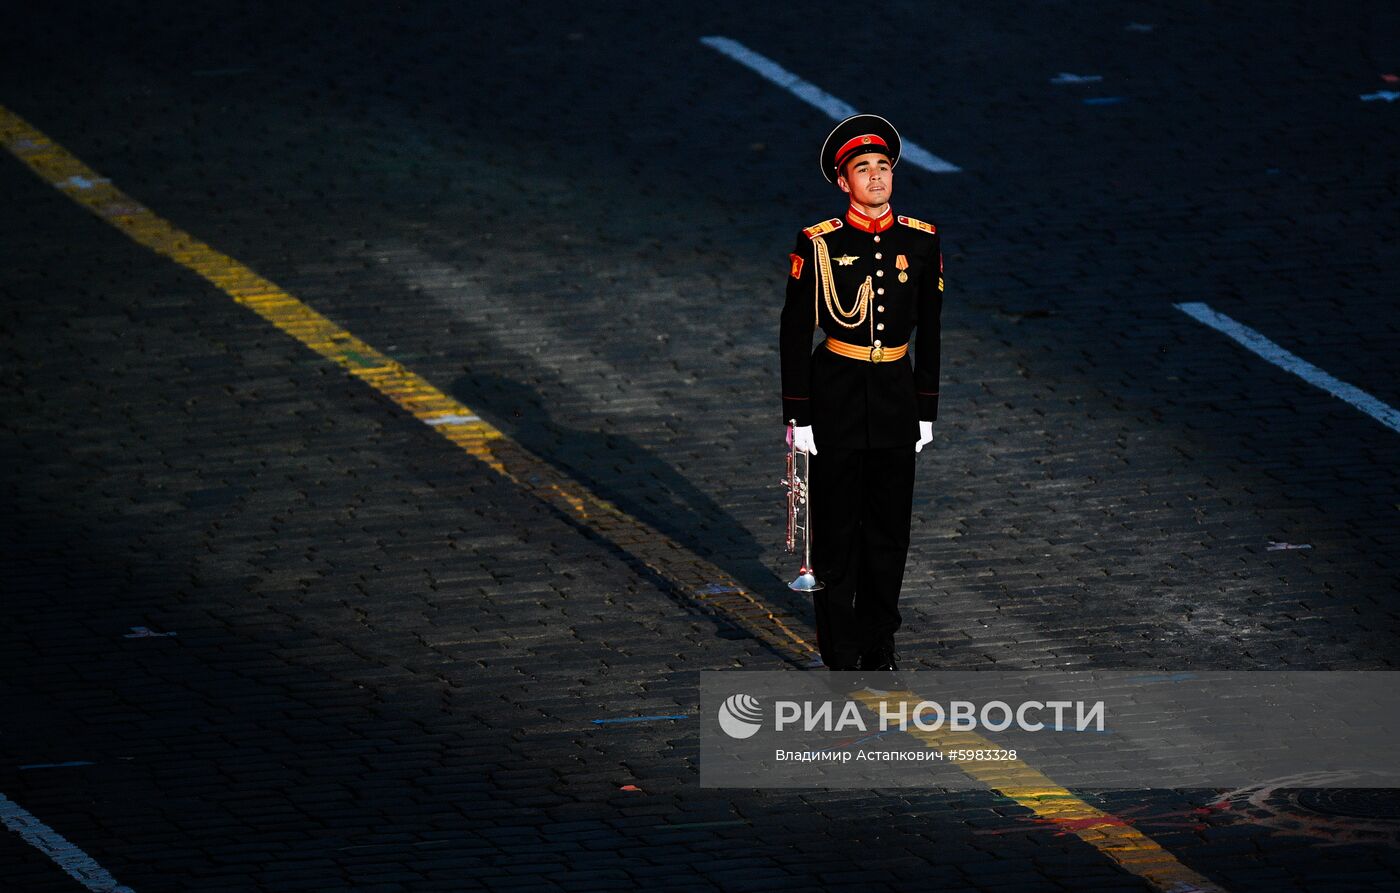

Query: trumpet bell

[788,568,824,592]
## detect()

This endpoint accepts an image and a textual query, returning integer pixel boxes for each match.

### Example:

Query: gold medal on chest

[895,254,909,283]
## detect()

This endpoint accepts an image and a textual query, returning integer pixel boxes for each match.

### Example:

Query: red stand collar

[846,205,894,233]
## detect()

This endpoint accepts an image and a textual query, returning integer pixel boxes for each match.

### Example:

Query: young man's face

[837,152,893,208]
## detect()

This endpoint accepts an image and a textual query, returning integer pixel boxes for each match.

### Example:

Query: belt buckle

[870,345,885,363]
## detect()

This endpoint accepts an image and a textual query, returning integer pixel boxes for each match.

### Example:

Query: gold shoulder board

[803,218,843,239]
[896,215,937,235]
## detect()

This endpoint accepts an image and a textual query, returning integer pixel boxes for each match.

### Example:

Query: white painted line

[423,413,481,426]
[0,792,134,892]
[122,626,176,638]
[1175,302,1400,434]
[699,36,961,174]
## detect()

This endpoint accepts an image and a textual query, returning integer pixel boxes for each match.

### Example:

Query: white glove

[789,424,818,455]
[914,420,934,453]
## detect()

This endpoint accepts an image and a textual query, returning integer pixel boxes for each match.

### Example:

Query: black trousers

[809,445,916,669]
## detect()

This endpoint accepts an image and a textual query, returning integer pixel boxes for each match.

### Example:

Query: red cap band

[834,134,889,169]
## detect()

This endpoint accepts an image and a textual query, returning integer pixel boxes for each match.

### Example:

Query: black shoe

[818,650,861,672]
[859,648,899,672]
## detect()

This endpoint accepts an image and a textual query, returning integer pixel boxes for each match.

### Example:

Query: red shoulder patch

[789,253,804,279]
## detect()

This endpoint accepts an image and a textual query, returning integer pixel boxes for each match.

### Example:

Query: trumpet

[782,420,824,592]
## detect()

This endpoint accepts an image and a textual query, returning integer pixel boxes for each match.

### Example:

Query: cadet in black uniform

[779,114,943,671]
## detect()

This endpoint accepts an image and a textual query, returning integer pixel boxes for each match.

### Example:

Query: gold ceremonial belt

[824,337,908,364]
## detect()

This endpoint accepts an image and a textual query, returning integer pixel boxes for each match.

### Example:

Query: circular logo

[717,693,763,739]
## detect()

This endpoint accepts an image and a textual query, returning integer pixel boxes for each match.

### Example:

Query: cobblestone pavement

[2,1,1398,891]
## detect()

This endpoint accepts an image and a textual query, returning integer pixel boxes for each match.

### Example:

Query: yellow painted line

[1,104,1223,893]
[0,103,815,663]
